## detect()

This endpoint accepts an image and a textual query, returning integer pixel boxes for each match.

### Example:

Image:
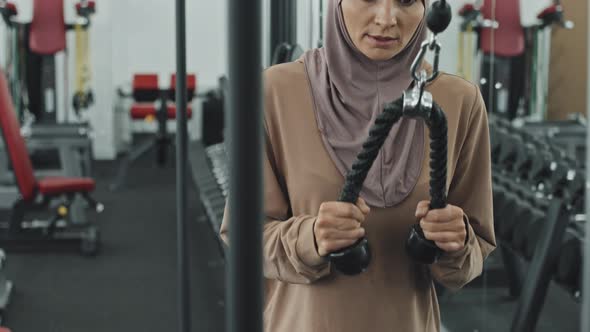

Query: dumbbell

[546,160,574,197]
[492,182,506,231]
[490,115,512,129]
[566,172,585,213]
[555,228,583,294]
[490,123,519,165]
[493,170,515,189]
[490,126,514,165]
[496,132,525,173]
[489,125,504,164]
[526,147,554,189]
[495,180,535,242]
[513,141,537,180]
[493,179,512,205]
[492,174,520,213]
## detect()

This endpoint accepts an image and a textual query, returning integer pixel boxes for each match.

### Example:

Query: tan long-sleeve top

[220,60,496,332]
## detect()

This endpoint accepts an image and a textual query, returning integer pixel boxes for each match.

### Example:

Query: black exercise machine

[0,0,96,123]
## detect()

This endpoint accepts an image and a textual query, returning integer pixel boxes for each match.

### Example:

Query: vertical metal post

[318,0,324,47]
[174,0,191,331]
[288,0,297,44]
[582,0,590,330]
[228,0,263,331]
[270,0,297,59]
[270,0,281,58]
[308,0,313,48]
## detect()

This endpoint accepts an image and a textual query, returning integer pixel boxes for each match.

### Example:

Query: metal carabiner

[405,33,442,117]
[410,34,442,84]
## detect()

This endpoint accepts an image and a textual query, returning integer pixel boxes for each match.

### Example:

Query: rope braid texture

[329,95,448,270]
[328,0,453,273]
[337,98,448,209]
[427,102,448,210]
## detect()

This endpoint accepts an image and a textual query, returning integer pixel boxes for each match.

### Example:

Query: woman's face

[341,0,425,61]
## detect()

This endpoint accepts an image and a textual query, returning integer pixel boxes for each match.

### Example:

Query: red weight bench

[110,73,195,191]
[0,328,11,332]
[0,69,103,255]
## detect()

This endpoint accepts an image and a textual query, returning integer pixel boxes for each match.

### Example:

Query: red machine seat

[130,104,192,120]
[133,74,158,90]
[130,104,157,119]
[538,5,558,19]
[133,74,160,102]
[169,74,197,101]
[0,69,37,201]
[29,0,66,54]
[167,105,193,119]
[480,0,525,57]
[75,1,96,13]
[6,2,17,15]
[459,4,476,16]
[170,73,197,92]
[38,177,96,195]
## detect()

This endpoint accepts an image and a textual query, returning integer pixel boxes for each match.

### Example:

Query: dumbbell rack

[516,117,586,163]
[489,114,585,331]
[188,141,228,256]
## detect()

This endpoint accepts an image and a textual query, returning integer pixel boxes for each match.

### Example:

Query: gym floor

[439,270,581,331]
[2,153,225,332]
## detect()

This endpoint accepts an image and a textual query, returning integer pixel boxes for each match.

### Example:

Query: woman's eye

[399,0,417,6]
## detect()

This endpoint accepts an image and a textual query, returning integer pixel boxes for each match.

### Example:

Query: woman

[221,0,496,331]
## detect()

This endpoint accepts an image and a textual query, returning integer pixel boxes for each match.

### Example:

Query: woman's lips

[366,34,399,48]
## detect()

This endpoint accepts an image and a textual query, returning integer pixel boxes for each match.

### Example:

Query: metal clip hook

[410,34,442,84]
[403,76,433,119]
[405,33,440,117]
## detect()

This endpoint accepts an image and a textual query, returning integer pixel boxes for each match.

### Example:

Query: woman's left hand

[415,200,467,253]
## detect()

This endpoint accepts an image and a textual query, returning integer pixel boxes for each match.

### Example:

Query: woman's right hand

[314,198,371,257]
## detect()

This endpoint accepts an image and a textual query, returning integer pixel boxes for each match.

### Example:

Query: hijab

[303,0,429,207]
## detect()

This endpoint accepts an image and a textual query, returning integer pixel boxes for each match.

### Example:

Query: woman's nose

[374,1,399,27]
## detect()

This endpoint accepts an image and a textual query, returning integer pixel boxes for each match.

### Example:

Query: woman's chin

[362,48,401,62]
